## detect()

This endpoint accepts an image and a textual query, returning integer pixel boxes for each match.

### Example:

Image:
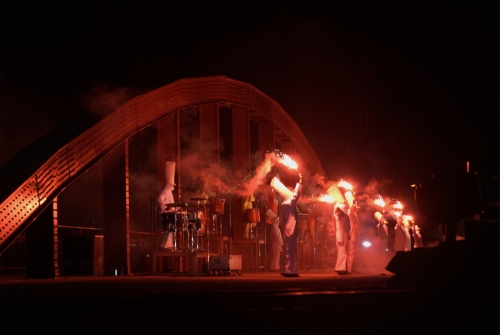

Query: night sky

[1,1,498,198]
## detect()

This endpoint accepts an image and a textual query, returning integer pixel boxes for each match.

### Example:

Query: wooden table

[152,250,209,275]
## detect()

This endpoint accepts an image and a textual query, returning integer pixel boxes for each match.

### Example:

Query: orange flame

[392,201,403,211]
[402,215,413,222]
[280,154,298,170]
[374,196,385,208]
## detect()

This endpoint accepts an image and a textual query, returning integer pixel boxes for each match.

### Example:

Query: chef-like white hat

[165,161,176,186]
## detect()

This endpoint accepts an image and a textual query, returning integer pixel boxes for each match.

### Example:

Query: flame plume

[374,195,385,208]
[273,150,298,170]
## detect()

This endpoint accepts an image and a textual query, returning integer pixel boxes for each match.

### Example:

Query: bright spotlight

[362,241,372,247]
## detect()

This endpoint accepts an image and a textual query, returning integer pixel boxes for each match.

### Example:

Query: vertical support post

[26,203,56,278]
[157,112,178,185]
[157,111,180,271]
[125,139,131,275]
[53,197,59,277]
[199,103,219,167]
[232,106,250,241]
[102,143,127,276]
[176,111,182,201]
[259,120,275,272]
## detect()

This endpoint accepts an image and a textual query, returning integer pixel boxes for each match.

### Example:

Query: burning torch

[273,149,298,170]
[337,179,354,208]
[373,194,386,223]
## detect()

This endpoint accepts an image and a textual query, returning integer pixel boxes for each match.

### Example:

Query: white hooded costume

[157,161,176,249]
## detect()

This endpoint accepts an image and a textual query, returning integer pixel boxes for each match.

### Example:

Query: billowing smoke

[233,152,273,198]
[81,84,140,118]
[304,173,328,196]
[180,151,289,202]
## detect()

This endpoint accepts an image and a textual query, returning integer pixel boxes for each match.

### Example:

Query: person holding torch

[270,167,303,277]
[327,180,356,274]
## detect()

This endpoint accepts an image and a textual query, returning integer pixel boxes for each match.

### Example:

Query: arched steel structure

[0,76,325,253]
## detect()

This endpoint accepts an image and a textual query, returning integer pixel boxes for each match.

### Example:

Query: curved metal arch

[0,76,324,252]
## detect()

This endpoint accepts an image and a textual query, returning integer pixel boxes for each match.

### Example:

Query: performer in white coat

[413,224,424,248]
[394,217,408,252]
[347,203,360,273]
[334,204,350,274]
[157,161,177,249]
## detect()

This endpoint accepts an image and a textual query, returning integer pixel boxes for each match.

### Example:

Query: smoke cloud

[179,151,292,202]
[81,83,141,118]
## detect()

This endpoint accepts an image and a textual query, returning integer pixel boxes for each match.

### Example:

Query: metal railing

[0,231,26,274]
[129,231,154,273]
[0,226,154,275]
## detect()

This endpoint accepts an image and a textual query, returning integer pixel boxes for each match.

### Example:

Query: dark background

[1,1,498,198]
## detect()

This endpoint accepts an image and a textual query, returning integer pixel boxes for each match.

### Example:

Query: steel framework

[0,76,325,253]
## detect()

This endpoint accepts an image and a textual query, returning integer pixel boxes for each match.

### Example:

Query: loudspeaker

[386,221,498,289]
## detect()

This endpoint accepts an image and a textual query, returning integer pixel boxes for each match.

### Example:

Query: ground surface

[1,269,494,334]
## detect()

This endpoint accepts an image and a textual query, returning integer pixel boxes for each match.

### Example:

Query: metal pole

[125,139,131,275]
[151,197,156,252]
[228,195,232,256]
[264,211,267,272]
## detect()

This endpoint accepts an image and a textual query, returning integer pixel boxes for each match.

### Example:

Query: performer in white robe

[347,204,360,273]
[334,204,350,274]
[157,161,177,249]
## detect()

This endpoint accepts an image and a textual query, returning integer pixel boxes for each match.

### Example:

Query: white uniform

[157,183,175,249]
[334,205,350,273]
[157,183,175,213]
[347,208,360,273]
[413,225,423,248]
[394,217,409,252]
